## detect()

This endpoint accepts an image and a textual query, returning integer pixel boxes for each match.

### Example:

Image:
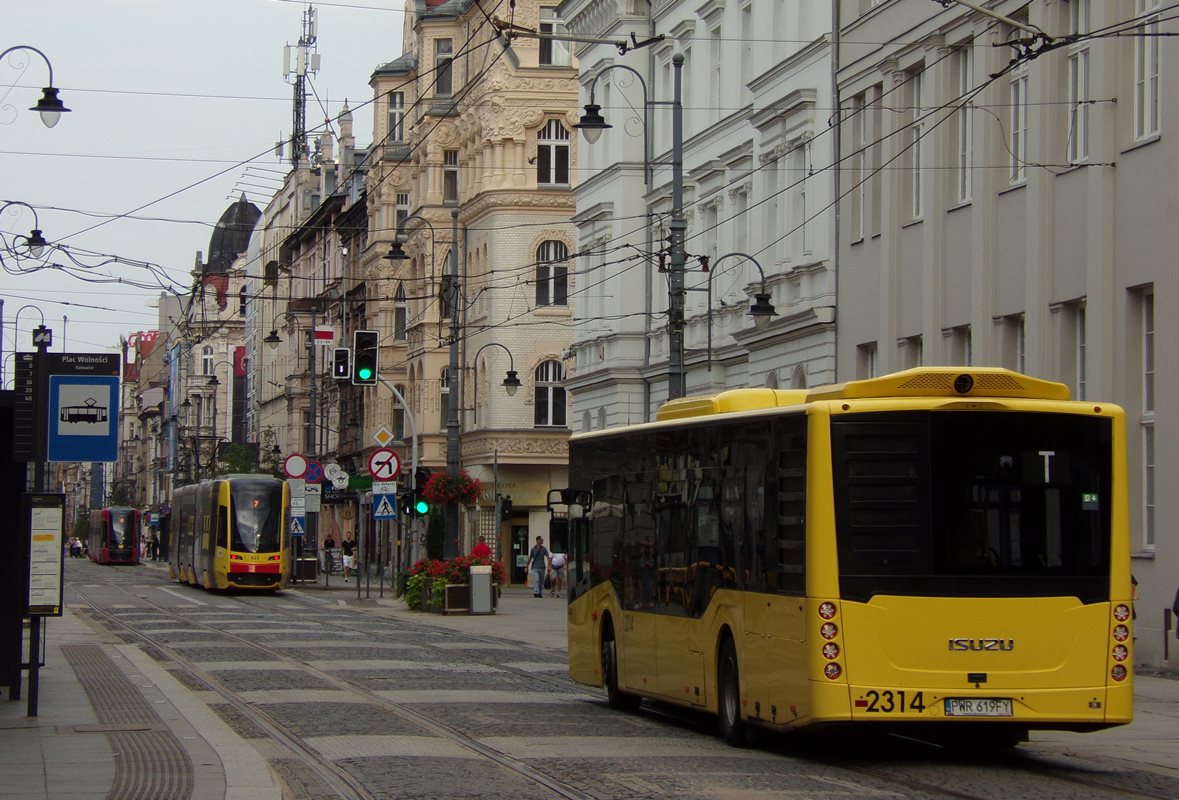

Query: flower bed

[401,543,505,613]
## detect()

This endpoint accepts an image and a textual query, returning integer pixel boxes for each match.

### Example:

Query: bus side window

[217,507,229,550]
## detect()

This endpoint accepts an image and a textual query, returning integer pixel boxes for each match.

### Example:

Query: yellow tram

[168,475,289,591]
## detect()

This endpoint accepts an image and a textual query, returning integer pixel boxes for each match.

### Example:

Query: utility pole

[445,208,461,559]
[666,54,687,400]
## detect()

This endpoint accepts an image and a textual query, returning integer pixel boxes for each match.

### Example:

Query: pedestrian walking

[341,536,356,582]
[526,536,550,598]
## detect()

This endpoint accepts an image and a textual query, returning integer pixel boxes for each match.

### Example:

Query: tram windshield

[230,481,283,553]
[110,510,134,547]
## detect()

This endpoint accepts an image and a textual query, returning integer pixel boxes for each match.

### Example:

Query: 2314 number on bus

[855,689,926,714]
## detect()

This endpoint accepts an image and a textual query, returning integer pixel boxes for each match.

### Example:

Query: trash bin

[469,565,494,615]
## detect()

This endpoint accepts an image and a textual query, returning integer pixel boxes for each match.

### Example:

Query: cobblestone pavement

[63,559,1179,800]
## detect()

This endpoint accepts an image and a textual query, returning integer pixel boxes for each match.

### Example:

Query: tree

[217,442,262,475]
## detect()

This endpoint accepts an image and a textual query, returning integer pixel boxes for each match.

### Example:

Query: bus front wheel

[717,637,747,746]
[601,620,640,711]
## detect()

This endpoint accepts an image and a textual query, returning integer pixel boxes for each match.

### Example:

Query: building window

[908,68,925,219]
[536,240,569,306]
[1010,53,1029,183]
[443,149,459,204]
[536,119,569,185]
[539,8,571,67]
[710,27,722,123]
[387,91,405,143]
[955,45,974,202]
[435,38,453,96]
[238,287,247,317]
[900,335,923,369]
[1075,304,1087,400]
[202,346,214,376]
[1140,288,1155,548]
[534,359,567,427]
[1135,0,1160,140]
[850,93,866,241]
[856,341,877,379]
[395,192,409,231]
[945,325,972,365]
[1063,2,1091,163]
[394,282,407,340]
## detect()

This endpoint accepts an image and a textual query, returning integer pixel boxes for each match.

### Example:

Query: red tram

[88,507,141,565]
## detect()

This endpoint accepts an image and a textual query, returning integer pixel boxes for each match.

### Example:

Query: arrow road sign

[367,448,401,481]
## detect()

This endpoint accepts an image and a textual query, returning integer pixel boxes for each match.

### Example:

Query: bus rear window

[832,411,1112,602]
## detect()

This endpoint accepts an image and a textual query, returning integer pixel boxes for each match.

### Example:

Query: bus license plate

[944,698,1013,717]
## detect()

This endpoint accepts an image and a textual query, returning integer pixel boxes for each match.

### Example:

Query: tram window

[217,508,229,549]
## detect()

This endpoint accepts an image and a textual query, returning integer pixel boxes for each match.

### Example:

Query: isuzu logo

[948,638,1015,652]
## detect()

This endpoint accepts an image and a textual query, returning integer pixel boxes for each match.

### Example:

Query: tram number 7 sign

[367,448,401,481]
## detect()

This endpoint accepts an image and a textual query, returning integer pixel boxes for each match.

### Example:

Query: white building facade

[836,0,1175,667]
[560,0,837,429]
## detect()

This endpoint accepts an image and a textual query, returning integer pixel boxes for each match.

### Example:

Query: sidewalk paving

[3,563,1176,799]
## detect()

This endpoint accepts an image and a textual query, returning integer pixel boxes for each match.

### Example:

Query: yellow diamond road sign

[372,425,395,448]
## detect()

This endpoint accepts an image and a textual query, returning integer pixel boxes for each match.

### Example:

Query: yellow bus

[565,368,1133,746]
[167,475,290,591]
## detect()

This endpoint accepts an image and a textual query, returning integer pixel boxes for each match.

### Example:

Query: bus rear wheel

[717,637,747,746]
[601,620,640,711]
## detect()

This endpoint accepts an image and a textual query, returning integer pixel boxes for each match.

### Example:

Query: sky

[2,0,408,382]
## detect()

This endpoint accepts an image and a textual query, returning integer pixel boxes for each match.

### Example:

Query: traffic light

[412,467,432,515]
[399,491,415,517]
[413,490,430,515]
[352,330,379,385]
[332,347,351,381]
[500,495,513,523]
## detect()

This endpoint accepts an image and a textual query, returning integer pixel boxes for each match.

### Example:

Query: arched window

[202,346,214,376]
[534,359,567,427]
[394,282,407,340]
[536,119,570,185]
[536,240,568,307]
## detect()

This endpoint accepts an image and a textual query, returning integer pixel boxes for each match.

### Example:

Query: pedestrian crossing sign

[373,494,396,520]
[290,515,306,537]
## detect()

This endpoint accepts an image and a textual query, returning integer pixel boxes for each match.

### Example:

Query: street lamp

[575,54,687,399]
[696,252,777,372]
[471,341,521,398]
[1,200,49,258]
[2,46,71,128]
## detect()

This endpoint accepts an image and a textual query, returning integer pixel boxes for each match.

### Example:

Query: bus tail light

[1113,604,1131,622]
[822,643,840,660]
[820,622,838,640]
[1111,665,1128,682]
[824,663,842,680]
[1112,624,1129,642]
[818,602,838,620]
[1111,645,1128,662]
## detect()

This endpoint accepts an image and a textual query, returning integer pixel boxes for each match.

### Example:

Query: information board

[25,493,65,617]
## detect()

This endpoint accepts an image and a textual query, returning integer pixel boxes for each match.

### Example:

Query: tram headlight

[818,602,838,620]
